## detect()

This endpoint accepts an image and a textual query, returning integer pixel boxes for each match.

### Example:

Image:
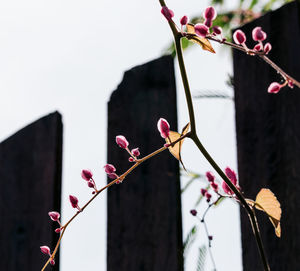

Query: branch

[158,1,271,270]
[41,131,191,271]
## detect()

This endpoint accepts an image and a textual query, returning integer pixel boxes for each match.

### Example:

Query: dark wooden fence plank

[233,2,300,270]
[0,112,63,270]
[107,55,183,271]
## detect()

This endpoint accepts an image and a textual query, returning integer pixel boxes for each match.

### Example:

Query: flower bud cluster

[193,6,223,39]
[81,169,98,192]
[233,26,272,56]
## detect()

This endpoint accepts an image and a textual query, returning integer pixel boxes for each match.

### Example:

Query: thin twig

[41,131,191,271]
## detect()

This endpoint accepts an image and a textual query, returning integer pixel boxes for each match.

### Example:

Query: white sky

[0,0,243,270]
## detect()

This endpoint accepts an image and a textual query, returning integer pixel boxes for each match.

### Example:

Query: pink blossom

[116,135,129,149]
[157,118,170,138]
[222,167,238,194]
[222,181,233,195]
[180,15,188,26]
[204,18,212,28]
[131,148,140,157]
[252,27,267,41]
[203,6,217,21]
[212,26,222,35]
[201,188,207,196]
[190,209,197,216]
[288,80,294,89]
[268,82,282,94]
[50,259,55,266]
[211,182,218,192]
[205,192,212,202]
[48,211,60,221]
[264,43,272,54]
[194,23,209,38]
[69,195,79,208]
[87,181,95,188]
[225,167,237,185]
[81,169,93,181]
[161,6,174,21]
[206,171,215,182]
[128,157,135,162]
[253,43,263,51]
[104,164,116,174]
[55,228,61,233]
[40,246,51,255]
[233,30,246,45]
[108,173,118,180]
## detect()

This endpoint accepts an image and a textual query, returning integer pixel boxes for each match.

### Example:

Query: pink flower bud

[87,181,95,188]
[222,181,233,195]
[131,148,140,157]
[161,6,174,21]
[211,182,218,192]
[180,15,188,26]
[253,43,263,51]
[268,82,282,94]
[212,26,222,35]
[204,18,212,28]
[288,80,294,89]
[48,211,60,221]
[224,167,237,186]
[203,6,217,21]
[233,30,246,45]
[116,135,129,149]
[50,259,55,266]
[69,195,79,208]
[104,164,116,174]
[201,188,207,196]
[206,171,215,182]
[55,228,61,233]
[190,209,197,216]
[264,43,272,54]
[194,23,209,38]
[205,192,212,201]
[157,118,170,139]
[128,157,135,162]
[108,173,118,180]
[252,27,267,41]
[81,169,93,181]
[40,246,51,255]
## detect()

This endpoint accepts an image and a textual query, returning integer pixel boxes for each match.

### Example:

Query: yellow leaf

[255,188,282,237]
[185,23,215,54]
[165,123,190,170]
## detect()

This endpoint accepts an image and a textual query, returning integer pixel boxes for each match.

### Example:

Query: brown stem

[158,0,271,269]
[41,132,190,270]
[206,35,300,88]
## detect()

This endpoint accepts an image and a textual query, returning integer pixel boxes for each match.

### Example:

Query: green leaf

[196,245,207,271]
[249,0,259,10]
[183,226,198,257]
